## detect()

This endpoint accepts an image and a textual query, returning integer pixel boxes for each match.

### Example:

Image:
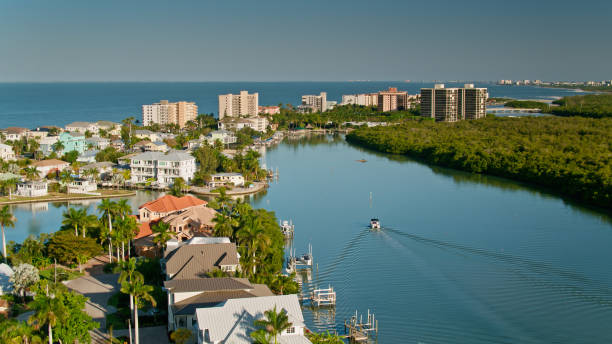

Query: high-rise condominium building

[218,91,259,119]
[420,84,488,122]
[341,93,379,107]
[377,87,412,112]
[142,100,198,128]
[301,92,327,112]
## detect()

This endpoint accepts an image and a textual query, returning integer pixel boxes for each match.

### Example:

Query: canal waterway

[7,135,612,343]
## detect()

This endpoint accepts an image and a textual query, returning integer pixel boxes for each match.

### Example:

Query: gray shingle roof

[164,277,251,293]
[171,283,273,315]
[165,243,240,279]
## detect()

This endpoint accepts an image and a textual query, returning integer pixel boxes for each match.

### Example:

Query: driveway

[64,273,119,330]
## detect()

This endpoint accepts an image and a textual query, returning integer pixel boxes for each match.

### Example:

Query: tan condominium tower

[377,87,411,112]
[301,92,327,112]
[420,84,488,122]
[218,91,259,119]
[142,100,198,128]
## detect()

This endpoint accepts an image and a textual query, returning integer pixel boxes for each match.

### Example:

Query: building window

[286,327,295,334]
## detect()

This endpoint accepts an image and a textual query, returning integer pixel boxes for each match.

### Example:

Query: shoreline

[0,190,136,205]
[189,181,268,196]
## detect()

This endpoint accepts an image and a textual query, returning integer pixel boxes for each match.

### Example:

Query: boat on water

[280,220,295,238]
[370,218,381,230]
[356,159,367,163]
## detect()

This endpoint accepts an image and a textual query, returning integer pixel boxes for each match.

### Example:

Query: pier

[280,219,295,238]
[310,286,336,307]
[344,310,379,342]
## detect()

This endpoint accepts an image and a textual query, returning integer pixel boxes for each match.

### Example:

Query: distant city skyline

[1,0,611,82]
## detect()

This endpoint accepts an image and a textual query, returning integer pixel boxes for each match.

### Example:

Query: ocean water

[0,82,588,128]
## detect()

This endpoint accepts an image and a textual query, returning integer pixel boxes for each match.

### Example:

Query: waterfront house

[208,173,245,188]
[218,116,268,133]
[86,137,110,150]
[134,140,168,153]
[58,132,87,154]
[165,277,273,335]
[111,139,125,151]
[164,237,231,256]
[96,121,121,135]
[165,243,241,279]
[0,143,16,161]
[26,128,49,140]
[16,181,48,197]
[80,161,115,180]
[130,151,196,186]
[67,179,98,194]
[205,130,237,146]
[117,152,139,167]
[194,294,312,344]
[32,159,70,178]
[0,263,14,295]
[162,206,218,238]
[2,127,29,141]
[65,121,98,134]
[138,194,207,222]
[0,173,22,183]
[134,129,161,142]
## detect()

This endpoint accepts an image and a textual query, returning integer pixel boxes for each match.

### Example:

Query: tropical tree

[114,216,138,259]
[10,263,40,302]
[0,205,16,261]
[236,215,271,275]
[168,177,186,197]
[212,212,235,238]
[52,290,99,344]
[61,207,87,237]
[115,199,132,219]
[0,319,44,344]
[124,275,156,344]
[52,141,64,155]
[58,169,73,185]
[23,166,40,180]
[118,258,143,323]
[97,199,117,262]
[152,221,172,252]
[170,328,193,344]
[252,306,292,344]
[28,294,64,344]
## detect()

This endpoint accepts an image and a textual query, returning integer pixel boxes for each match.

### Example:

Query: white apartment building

[218,116,268,132]
[205,130,237,146]
[301,92,327,112]
[16,181,48,197]
[130,151,196,186]
[65,121,99,134]
[143,100,198,128]
[341,93,379,107]
[218,91,259,119]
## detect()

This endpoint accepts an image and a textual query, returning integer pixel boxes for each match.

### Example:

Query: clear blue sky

[1,0,610,82]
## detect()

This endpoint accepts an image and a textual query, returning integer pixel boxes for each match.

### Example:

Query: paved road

[65,273,119,330]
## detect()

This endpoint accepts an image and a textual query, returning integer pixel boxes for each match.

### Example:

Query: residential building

[165,237,232,257]
[165,243,241,280]
[0,263,14,296]
[134,129,162,142]
[31,159,70,178]
[65,121,98,134]
[58,132,87,154]
[218,91,259,119]
[25,129,49,140]
[16,181,48,197]
[138,194,207,223]
[341,93,379,107]
[205,130,237,146]
[142,100,198,128]
[80,161,115,180]
[0,143,15,161]
[194,294,312,344]
[38,136,59,156]
[421,84,488,122]
[2,127,29,141]
[134,140,169,153]
[130,151,196,186]
[86,137,110,150]
[96,121,121,135]
[208,173,245,188]
[218,117,268,133]
[165,277,273,334]
[258,105,281,115]
[377,87,417,112]
[67,179,98,194]
[76,150,99,163]
[301,92,327,112]
[162,206,219,238]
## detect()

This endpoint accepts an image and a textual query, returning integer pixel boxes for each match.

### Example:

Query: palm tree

[114,216,138,259]
[23,166,40,180]
[59,169,73,185]
[168,177,186,197]
[98,199,117,262]
[215,188,233,212]
[253,306,292,344]
[123,275,156,344]
[4,320,44,344]
[52,141,64,155]
[115,199,132,219]
[212,213,235,238]
[118,258,143,325]
[152,222,172,254]
[62,207,87,236]
[236,215,271,276]
[170,328,192,344]
[28,295,64,344]
[0,205,16,261]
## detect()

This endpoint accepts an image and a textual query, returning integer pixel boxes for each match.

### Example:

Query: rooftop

[32,159,69,167]
[165,243,240,279]
[130,151,194,162]
[139,194,207,213]
[172,283,273,315]
[164,277,252,293]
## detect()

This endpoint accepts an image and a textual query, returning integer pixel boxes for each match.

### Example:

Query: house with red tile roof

[138,194,207,222]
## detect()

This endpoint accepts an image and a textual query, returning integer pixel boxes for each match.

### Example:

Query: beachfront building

[76,150,99,163]
[138,194,207,223]
[377,87,418,112]
[258,105,281,115]
[38,136,59,156]
[421,84,488,122]
[0,143,16,161]
[86,137,110,150]
[134,129,162,142]
[205,130,237,146]
[58,132,87,154]
[67,179,98,194]
[2,127,29,141]
[32,159,70,178]
[208,173,245,188]
[130,151,196,187]
[142,100,198,128]
[65,121,98,134]
[218,116,268,133]
[301,92,327,112]
[16,181,48,197]
[194,294,312,344]
[218,91,259,119]
[341,93,379,107]
[96,121,121,135]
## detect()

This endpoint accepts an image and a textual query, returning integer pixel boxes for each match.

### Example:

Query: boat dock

[344,310,379,342]
[311,286,336,307]
[280,219,294,238]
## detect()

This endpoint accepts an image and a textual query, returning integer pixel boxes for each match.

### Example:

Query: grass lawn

[0,189,135,203]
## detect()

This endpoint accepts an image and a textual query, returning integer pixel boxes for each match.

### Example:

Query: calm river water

[8,135,612,343]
